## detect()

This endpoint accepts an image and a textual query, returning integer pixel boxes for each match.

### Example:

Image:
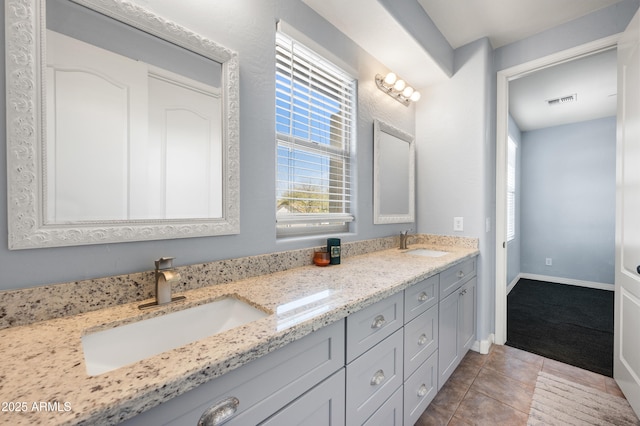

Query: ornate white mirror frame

[5,0,240,249]
[373,119,416,224]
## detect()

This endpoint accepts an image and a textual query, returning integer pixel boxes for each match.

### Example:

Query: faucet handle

[155,257,175,270]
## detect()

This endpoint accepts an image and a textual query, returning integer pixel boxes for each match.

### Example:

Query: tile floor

[417,344,629,425]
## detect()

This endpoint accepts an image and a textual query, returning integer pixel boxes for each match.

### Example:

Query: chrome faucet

[400,230,410,250]
[139,257,185,309]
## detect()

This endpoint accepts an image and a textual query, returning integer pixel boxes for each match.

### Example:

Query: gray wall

[0,1,416,290]
[520,117,616,285]
[507,115,522,287]
[416,37,495,345]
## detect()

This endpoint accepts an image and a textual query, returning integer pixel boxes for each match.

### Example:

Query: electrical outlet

[545,258,552,266]
[454,217,464,232]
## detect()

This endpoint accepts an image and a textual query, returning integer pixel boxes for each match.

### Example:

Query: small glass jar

[313,250,331,267]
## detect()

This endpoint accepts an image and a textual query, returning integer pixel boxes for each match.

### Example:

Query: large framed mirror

[373,119,415,224]
[5,0,240,249]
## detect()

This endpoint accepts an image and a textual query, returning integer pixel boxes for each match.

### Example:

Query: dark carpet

[506,278,614,377]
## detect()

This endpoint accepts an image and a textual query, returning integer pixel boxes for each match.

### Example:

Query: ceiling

[509,48,617,131]
[133,0,622,131]
[418,0,621,131]
[417,0,624,49]
[307,0,622,131]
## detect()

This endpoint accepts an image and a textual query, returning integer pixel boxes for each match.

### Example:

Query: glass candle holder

[313,250,331,267]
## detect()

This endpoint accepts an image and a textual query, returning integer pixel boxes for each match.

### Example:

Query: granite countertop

[0,242,478,425]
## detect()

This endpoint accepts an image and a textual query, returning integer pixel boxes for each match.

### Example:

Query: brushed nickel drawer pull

[371,314,386,329]
[418,333,428,346]
[418,292,429,302]
[198,396,239,426]
[417,384,428,397]
[457,271,465,278]
[370,369,385,386]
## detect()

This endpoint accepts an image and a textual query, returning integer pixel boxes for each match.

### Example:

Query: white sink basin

[404,248,449,257]
[82,297,268,376]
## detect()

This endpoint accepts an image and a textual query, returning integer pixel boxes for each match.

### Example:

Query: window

[275,31,356,236]
[507,137,517,241]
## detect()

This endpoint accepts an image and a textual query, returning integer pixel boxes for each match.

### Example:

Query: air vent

[547,93,577,106]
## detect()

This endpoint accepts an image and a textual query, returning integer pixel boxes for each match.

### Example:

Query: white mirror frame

[373,119,415,224]
[5,0,240,249]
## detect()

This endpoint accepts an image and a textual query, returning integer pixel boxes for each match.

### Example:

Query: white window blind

[507,137,517,241]
[275,31,356,236]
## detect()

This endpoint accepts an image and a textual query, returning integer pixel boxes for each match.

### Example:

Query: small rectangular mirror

[373,120,415,224]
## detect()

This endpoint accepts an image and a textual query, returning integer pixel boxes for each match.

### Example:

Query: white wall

[0,0,416,290]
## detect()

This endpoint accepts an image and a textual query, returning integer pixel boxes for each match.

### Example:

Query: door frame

[494,35,621,345]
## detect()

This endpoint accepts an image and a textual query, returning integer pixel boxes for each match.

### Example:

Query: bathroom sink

[404,248,449,257]
[82,296,268,376]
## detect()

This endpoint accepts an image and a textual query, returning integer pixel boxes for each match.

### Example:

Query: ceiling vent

[547,93,577,106]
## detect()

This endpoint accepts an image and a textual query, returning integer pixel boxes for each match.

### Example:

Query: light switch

[454,217,463,232]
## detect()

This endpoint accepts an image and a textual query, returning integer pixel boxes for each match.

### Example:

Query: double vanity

[0,236,478,425]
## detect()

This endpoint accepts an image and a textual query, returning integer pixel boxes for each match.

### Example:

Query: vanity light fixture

[375,72,421,106]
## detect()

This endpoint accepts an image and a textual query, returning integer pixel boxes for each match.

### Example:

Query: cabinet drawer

[363,386,403,426]
[404,350,438,426]
[346,329,403,426]
[404,304,438,380]
[122,320,345,426]
[261,369,345,426]
[404,274,439,322]
[346,292,403,362]
[440,258,476,300]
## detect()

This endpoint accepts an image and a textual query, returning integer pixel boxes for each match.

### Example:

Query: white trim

[495,34,620,345]
[275,20,357,78]
[507,273,521,295]
[519,273,614,291]
[471,334,494,355]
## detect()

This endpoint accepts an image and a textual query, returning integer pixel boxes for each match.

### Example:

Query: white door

[614,9,640,415]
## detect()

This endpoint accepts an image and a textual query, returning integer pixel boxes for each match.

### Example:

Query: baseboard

[471,334,494,355]
[507,273,521,295]
[518,273,614,291]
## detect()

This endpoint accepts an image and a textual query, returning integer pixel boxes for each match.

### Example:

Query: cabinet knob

[198,396,239,426]
[418,334,428,346]
[417,384,428,397]
[418,292,429,302]
[371,314,386,329]
[457,271,465,279]
[370,369,386,386]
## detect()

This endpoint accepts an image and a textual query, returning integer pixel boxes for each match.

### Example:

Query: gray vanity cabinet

[403,276,439,426]
[261,369,346,425]
[121,319,345,426]
[437,258,477,390]
[345,292,404,425]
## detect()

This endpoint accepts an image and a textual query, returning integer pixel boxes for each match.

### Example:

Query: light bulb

[383,72,397,85]
[393,79,406,91]
[409,91,421,102]
[402,86,414,98]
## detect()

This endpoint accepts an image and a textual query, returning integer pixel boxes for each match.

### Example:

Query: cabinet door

[404,304,438,380]
[362,386,403,426]
[404,275,439,322]
[261,369,345,426]
[438,289,460,390]
[404,350,438,426]
[121,320,344,426]
[459,277,476,353]
[346,329,403,425]
[347,292,404,362]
